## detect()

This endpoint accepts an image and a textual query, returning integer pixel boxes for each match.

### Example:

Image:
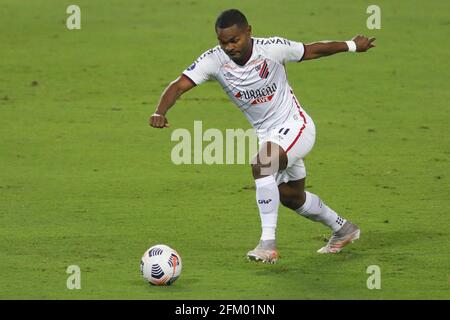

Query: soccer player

[150,9,375,263]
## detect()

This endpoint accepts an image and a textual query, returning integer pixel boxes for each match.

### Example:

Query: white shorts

[257,109,316,185]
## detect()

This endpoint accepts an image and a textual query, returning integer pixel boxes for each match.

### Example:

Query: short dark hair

[215,9,248,30]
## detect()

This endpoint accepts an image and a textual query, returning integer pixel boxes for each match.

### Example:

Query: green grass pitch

[0,0,449,299]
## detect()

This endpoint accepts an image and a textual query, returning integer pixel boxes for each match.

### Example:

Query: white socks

[254,178,345,241]
[295,191,346,232]
[255,175,280,241]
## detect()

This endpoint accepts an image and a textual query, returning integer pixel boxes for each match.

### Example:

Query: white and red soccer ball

[140,244,182,285]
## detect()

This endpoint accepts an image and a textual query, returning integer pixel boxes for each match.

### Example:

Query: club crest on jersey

[257,60,269,79]
[234,83,277,105]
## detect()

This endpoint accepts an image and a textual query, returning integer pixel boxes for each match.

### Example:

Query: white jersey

[182,37,306,132]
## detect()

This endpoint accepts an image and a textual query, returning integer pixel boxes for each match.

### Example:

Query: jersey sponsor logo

[251,95,274,105]
[234,83,277,105]
[255,37,291,46]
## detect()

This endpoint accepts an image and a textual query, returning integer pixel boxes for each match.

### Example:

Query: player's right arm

[150,48,219,129]
[149,74,196,129]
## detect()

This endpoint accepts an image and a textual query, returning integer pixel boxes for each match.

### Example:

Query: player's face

[216,24,252,63]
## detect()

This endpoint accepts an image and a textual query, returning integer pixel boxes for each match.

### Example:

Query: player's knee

[251,161,279,179]
[252,143,287,180]
[251,163,264,179]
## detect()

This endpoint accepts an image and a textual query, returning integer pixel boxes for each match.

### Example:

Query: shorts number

[278,127,290,135]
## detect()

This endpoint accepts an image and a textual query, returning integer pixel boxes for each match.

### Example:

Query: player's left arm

[302,35,375,60]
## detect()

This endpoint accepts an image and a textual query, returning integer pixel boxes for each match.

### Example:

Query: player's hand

[149,113,170,128]
[352,35,376,52]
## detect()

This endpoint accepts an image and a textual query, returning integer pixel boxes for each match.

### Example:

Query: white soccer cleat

[317,221,360,254]
[247,239,279,264]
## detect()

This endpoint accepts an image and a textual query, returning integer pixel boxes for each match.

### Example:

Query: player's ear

[247,25,252,36]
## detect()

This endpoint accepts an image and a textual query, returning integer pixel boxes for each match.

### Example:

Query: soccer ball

[140,244,182,285]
